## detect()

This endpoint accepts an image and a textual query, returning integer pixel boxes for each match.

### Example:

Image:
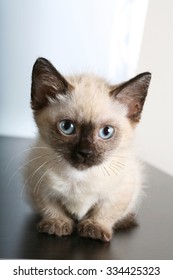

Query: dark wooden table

[0,136,173,260]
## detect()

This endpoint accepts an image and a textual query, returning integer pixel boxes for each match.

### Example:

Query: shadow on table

[15,213,138,260]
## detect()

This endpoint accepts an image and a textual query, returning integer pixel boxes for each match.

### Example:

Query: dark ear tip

[33,57,51,68]
[36,57,49,63]
[144,71,152,77]
[141,71,152,82]
[32,57,54,77]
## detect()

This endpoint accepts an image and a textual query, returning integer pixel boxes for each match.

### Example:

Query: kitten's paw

[37,218,75,236]
[78,219,112,242]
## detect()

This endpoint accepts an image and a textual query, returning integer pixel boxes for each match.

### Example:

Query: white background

[136,0,173,176]
[0,0,172,176]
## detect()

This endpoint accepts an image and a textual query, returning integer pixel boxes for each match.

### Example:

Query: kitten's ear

[110,72,151,122]
[31,57,73,111]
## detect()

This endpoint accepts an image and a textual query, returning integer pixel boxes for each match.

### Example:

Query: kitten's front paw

[37,218,74,237]
[78,219,112,242]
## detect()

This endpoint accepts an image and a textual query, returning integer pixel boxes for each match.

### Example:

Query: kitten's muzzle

[71,147,98,170]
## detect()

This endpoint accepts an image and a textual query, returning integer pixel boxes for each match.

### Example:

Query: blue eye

[59,120,76,135]
[99,126,114,139]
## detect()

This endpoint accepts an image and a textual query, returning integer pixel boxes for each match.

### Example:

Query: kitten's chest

[49,171,100,220]
[64,190,99,220]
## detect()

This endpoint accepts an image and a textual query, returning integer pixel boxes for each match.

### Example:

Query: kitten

[24,57,151,242]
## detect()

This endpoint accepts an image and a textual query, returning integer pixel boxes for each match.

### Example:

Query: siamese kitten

[25,57,151,242]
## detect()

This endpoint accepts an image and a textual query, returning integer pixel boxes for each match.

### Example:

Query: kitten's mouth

[72,160,96,170]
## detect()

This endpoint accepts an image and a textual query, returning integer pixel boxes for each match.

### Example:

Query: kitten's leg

[37,201,75,237]
[78,189,138,242]
[114,213,137,231]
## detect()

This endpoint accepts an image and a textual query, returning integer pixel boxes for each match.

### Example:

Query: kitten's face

[46,118,118,170]
[34,82,123,170]
[31,58,151,170]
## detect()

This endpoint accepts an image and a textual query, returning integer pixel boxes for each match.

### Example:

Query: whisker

[5,146,49,172]
[22,160,50,188]
[7,154,56,188]
[108,159,126,169]
[98,164,106,177]
[33,168,52,195]
[108,161,124,171]
[106,163,119,176]
[21,157,58,201]
[102,165,110,176]
[7,156,43,188]
[98,159,124,177]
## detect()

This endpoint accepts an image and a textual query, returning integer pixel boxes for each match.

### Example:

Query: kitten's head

[31,58,151,170]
